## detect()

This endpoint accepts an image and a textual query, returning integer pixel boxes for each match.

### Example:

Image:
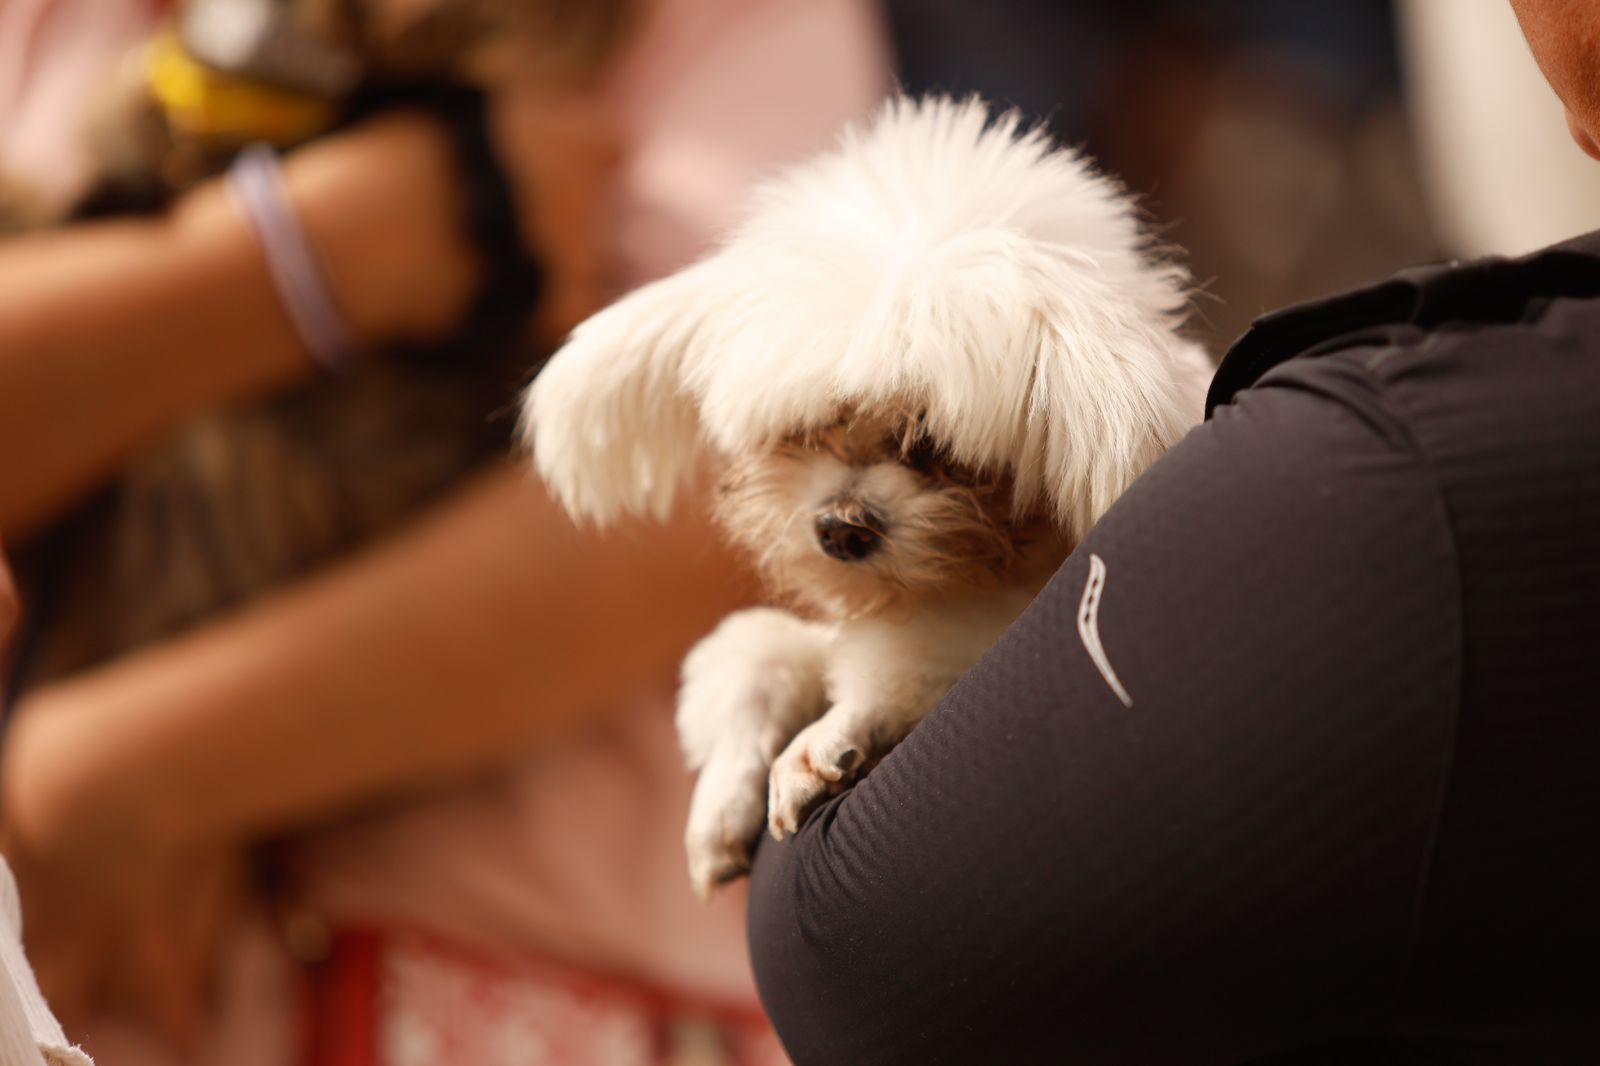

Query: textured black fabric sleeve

[747,350,1464,1065]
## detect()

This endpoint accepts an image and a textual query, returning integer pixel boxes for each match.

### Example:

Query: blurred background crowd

[0,2,1595,1065]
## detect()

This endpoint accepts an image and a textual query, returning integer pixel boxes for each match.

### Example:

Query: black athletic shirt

[747,231,1600,1064]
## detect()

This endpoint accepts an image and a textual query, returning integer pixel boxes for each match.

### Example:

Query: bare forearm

[0,115,478,537]
[0,192,307,533]
[8,465,747,850]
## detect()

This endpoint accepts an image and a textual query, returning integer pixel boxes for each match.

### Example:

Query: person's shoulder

[1206,227,1600,417]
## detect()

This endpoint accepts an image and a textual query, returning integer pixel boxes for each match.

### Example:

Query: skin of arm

[0,90,684,1035]
[0,71,671,846]
[0,465,747,1041]
[1,464,748,858]
[0,112,484,538]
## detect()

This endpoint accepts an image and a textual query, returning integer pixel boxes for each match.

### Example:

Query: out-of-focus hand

[0,692,246,1053]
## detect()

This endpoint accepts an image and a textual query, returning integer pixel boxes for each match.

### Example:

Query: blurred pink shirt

[0,0,159,208]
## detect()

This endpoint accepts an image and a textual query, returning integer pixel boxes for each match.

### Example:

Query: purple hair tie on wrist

[225,143,357,372]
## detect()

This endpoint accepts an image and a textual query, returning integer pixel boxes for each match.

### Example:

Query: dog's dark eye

[903,434,941,473]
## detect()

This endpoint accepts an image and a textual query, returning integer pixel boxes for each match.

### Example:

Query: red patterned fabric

[305,929,788,1066]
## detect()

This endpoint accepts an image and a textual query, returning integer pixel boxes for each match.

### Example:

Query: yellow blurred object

[145,31,335,148]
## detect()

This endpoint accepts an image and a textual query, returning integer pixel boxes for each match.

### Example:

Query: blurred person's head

[1510,0,1600,160]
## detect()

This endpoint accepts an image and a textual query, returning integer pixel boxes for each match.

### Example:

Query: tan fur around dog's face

[714,411,1071,622]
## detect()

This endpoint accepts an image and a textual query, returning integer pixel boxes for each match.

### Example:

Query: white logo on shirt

[1078,553,1133,708]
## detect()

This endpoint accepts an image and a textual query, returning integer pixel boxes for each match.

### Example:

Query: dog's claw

[767,764,819,840]
[689,840,752,903]
[684,749,770,900]
[768,731,851,839]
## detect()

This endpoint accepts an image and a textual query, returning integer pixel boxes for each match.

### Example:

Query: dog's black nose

[815,514,881,561]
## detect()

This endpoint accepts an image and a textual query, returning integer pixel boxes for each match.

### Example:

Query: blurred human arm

[1,462,747,1032]
[0,113,482,538]
[0,86,615,540]
[3,462,744,857]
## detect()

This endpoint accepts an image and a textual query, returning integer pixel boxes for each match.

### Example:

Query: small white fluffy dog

[523,97,1211,898]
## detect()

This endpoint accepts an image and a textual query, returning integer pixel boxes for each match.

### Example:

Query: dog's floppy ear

[1017,244,1203,534]
[520,257,728,526]
[866,222,1208,543]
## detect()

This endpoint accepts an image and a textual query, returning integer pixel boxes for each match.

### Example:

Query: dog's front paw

[676,608,830,770]
[685,747,771,901]
[767,713,874,840]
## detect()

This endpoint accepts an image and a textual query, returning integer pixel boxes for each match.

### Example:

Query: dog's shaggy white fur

[522,96,1211,897]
